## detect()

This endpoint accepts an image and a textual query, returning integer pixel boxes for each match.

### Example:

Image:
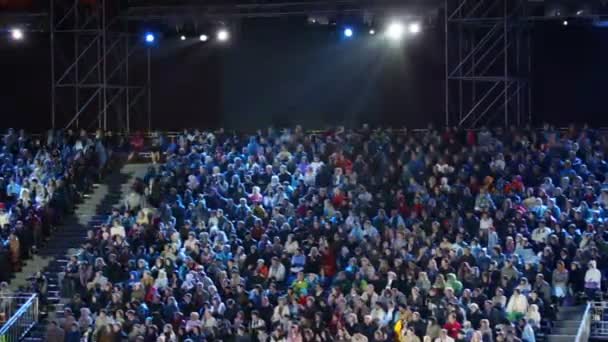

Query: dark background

[0,17,607,131]
[532,22,608,127]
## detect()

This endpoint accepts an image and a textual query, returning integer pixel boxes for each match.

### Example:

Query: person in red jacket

[128,131,145,161]
[443,313,462,339]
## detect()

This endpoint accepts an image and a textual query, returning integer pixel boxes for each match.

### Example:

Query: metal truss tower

[445,0,531,128]
[50,0,150,132]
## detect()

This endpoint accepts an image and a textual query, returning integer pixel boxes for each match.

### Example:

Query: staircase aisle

[8,185,110,293]
[21,163,151,342]
[546,305,587,342]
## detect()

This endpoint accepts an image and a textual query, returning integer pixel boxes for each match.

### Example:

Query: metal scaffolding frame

[444,0,531,128]
[124,0,442,20]
[50,0,149,132]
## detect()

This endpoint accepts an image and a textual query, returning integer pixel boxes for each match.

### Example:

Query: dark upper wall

[2,19,608,131]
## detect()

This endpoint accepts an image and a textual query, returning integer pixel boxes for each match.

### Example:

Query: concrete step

[22,337,43,342]
[551,327,579,335]
[553,320,581,329]
[558,305,586,313]
[548,305,586,342]
[558,310,584,318]
[47,297,62,304]
[546,334,577,342]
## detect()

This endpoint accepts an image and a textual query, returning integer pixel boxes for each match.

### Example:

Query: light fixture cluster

[143,20,421,46]
[340,21,422,40]
[385,21,421,40]
[144,28,231,45]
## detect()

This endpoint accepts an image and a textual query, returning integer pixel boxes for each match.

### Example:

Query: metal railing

[591,301,608,339]
[576,302,592,342]
[0,294,39,342]
[0,295,32,325]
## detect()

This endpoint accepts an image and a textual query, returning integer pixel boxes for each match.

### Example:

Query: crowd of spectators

[54,124,608,342]
[0,128,119,322]
[0,128,119,278]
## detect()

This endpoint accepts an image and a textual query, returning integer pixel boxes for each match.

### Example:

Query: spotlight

[386,22,405,40]
[577,10,584,15]
[10,28,24,41]
[409,22,421,34]
[563,20,568,26]
[180,35,186,41]
[217,29,229,42]
[145,33,155,43]
[369,29,375,35]
[199,34,208,42]
[344,28,353,38]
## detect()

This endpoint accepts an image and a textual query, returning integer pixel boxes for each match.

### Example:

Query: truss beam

[123,0,441,20]
[445,0,531,128]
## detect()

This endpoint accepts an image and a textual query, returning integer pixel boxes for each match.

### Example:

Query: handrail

[7,125,608,144]
[0,293,39,342]
[577,301,592,342]
[12,126,608,149]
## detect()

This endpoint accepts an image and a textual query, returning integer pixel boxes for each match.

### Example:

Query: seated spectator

[525,304,541,329]
[506,289,529,322]
[585,260,602,299]
[46,320,65,342]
